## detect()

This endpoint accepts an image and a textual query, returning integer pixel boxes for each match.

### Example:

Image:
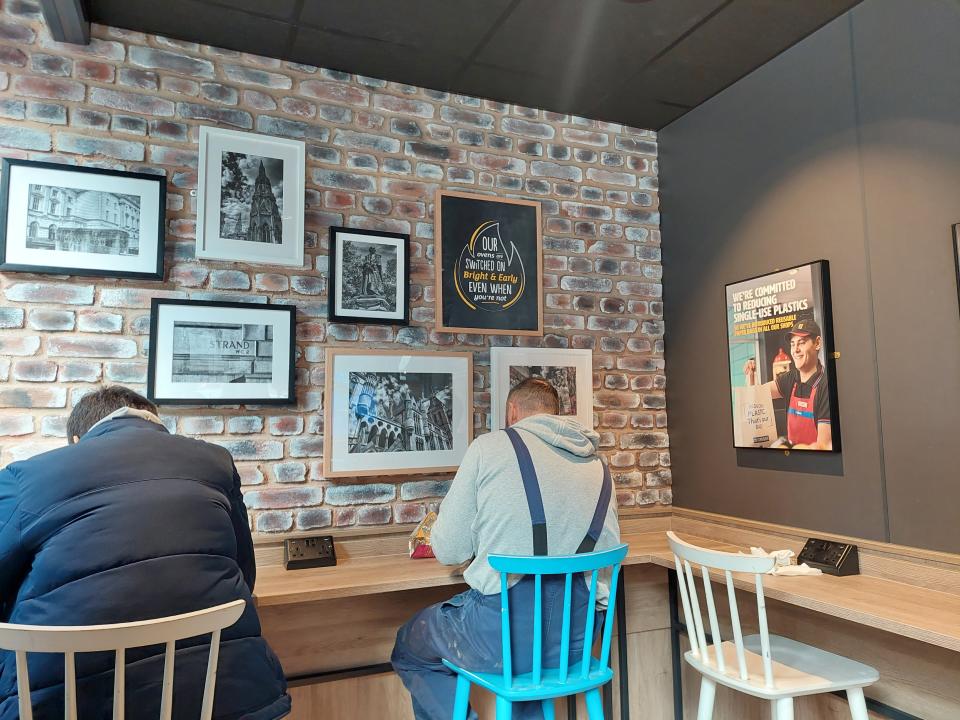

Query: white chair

[667,531,879,720]
[0,599,246,720]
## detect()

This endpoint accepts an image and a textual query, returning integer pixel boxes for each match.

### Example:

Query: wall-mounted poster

[323,349,473,478]
[953,225,960,315]
[725,260,840,451]
[148,299,296,405]
[489,347,593,430]
[435,190,542,336]
[328,226,409,325]
[0,158,165,279]
[196,127,305,267]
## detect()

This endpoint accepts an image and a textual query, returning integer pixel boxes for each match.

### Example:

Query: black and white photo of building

[509,364,578,415]
[340,238,399,312]
[25,184,141,255]
[219,152,283,244]
[171,322,273,384]
[347,372,453,453]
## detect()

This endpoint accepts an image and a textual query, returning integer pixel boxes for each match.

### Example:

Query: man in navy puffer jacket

[0,386,290,719]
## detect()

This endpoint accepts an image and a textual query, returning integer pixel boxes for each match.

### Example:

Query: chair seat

[685,634,880,700]
[442,658,613,701]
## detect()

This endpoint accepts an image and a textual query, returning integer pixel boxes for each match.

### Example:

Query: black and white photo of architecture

[171,321,273,384]
[340,238,398,312]
[219,152,283,244]
[347,372,453,453]
[25,184,141,255]
[509,365,578,415]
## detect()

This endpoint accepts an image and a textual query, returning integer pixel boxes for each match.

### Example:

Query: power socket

[284,535,337,570]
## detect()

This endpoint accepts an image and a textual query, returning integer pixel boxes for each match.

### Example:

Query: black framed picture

[435,189,542,336]
[148,299,296,406]
[953,224,960,315]
[724,260,841,452]
[0,158,166,279]
[328,226,410,325]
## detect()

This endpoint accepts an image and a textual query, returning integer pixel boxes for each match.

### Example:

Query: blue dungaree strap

[505,427,549,556]
[504,426,612,556]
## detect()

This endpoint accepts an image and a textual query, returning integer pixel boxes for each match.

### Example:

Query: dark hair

[67,386,157,443]
[507,377,560,416]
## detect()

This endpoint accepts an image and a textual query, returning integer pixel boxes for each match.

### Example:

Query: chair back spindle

[667,531,777,689]
[0,600,246,719]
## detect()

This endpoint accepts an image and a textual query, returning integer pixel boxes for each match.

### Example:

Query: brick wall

[0,1,670,533]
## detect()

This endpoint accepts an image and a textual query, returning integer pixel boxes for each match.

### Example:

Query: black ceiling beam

[39,0,90,45]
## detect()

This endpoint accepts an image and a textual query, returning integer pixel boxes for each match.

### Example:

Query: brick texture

[0,10,669,531]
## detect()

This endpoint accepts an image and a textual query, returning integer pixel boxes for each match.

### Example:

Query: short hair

[507,377,560,416]
[67,386,157,443]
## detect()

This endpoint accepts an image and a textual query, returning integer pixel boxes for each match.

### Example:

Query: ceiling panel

[89,0,292,58]
[299,0,513,58]
[83,0,863,130]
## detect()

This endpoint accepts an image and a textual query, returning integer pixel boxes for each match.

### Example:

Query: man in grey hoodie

[392,378,621,720]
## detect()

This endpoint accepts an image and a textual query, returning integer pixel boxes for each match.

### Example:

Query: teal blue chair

[442,544,629,719]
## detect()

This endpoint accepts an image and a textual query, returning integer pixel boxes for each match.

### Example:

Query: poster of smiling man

[725,260,841,451]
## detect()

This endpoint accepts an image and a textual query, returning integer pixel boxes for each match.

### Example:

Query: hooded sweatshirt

[431,414,621,601]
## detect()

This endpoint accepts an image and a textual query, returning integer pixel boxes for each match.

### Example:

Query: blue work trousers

[391,575,598,720]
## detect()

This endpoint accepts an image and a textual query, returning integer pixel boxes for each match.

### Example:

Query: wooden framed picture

[724,260,840,451]
[0,158,165,279]
[323,349,473,478]
[196,126,305,267]
[489,347,594,430]
[435,189,542,336]
[148,298,296,406]
[328,226,410,325]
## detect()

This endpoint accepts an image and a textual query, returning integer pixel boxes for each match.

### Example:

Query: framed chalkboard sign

[435,190,543,336]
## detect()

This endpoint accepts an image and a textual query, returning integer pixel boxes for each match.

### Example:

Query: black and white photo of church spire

[219,151,283,244]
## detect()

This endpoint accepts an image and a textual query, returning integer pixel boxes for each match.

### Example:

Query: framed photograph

[435,189,542,336]
[328,226,409,325]
[725,260,841,451]
[489,347,593,430]
[196,126,305,267]
[953,224,960,315]
[323,349,473,478]
[148,298,296,406]
[0,158,165,279]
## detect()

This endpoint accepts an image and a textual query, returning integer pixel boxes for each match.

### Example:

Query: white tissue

[745,546,822,576]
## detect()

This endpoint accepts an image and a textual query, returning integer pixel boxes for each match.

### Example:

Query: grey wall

[659,0,960,552]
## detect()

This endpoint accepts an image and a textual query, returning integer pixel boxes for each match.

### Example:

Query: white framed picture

[323,349,473,478]
[0,158,165,279]
[148,298,296,406]
[489,347,594,430]
[329,226,410,325]
[196,126,305,267]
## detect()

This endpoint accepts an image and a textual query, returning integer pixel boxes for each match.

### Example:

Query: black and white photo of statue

[218,151,283,244]
[171,321,274,384]
[347,372,453,454]
[25,184,141,255]
[340,239,399,312]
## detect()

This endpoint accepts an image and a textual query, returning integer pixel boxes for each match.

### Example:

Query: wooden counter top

[254,531,960,654]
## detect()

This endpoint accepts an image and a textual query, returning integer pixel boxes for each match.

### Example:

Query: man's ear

[71,435,80,445]
[505,402,516,427]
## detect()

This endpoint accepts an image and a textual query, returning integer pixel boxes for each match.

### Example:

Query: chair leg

[541,698,556,720]
[585,688,604,719]
[495,696,512,720]
[847,687,869,720]
[452,675,471,720]
[771,697,794,720]
[696,678,716,720]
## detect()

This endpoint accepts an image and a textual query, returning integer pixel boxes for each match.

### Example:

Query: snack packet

[409,511,437,559]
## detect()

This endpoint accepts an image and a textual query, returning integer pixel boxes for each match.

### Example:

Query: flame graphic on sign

[454,220,526,312]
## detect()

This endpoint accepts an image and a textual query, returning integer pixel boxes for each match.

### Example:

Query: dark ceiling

[85,0,862,130]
